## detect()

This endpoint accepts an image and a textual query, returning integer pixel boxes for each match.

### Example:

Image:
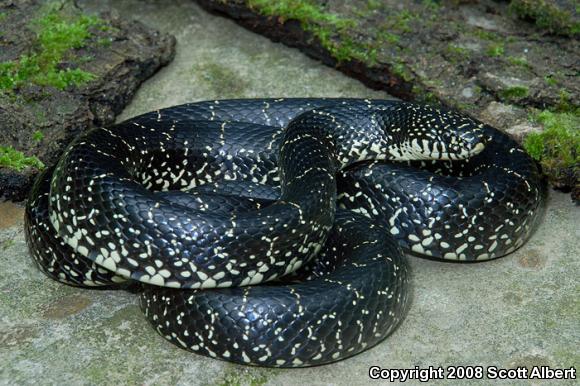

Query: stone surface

[1,1,578,385]
[0,0,176,200]
[195,0,578,116]
[75,0,390,121]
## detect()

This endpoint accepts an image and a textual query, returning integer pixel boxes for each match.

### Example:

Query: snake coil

[25,99,544,367]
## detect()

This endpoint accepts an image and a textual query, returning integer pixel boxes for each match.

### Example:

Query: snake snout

[436,125,487,161]
[459,128,487,155]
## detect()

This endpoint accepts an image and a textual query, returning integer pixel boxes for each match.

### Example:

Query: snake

[24,98,544,367]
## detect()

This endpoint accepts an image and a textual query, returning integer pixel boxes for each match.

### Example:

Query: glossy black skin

[25,98,544,367]
[124,98,543,261]
[142,211,410,367]
[26,166,410,367]
[25,167,123,286]
[337,124,545,260]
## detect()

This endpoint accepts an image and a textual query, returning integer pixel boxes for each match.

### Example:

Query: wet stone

[517,249,547,270]
[0,202,24,230]
[506,354,553,370]
[42,294,93,320]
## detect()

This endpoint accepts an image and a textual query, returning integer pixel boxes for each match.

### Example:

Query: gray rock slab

[76,0,390,122]
[1,0,578,385]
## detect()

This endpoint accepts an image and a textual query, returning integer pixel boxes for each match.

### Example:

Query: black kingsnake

[25,98,544,367]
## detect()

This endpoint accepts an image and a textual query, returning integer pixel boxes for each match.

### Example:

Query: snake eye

[459,129,486,149]
[436,124,486,160]
[458,128,487,158]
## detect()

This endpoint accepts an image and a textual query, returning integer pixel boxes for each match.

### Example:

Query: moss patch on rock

[524,110,579,198]
[509,0,579,37]
[500,85,529,101]
[0,0,175,200]
[192,60,250,97]
[486,42,505,57]
[217,370,270,386]
[244,0,446,67]
[0,3,110,92]
[200,0,578,111]
[247,0,368,63]
[0,146,45,171]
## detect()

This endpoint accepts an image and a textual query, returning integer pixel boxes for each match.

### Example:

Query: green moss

[366,0,383,12]
[0,146,45,171]
[486,42,505,57]
[246,0,434,67]
[507,56,530,68]
[0,3,104,92]
[454,101,477,111]
[96,37,113,47]
[1,239,15,250]
[524,110,579,172]
[32,130,44,142]
[374,9,417,48]
[248,0,385,64]
[500,85,529,101]
[421,0,441,13]
[391,61,413,82]
[378,30,400,44]
[544,74,558,86]
[77,55,94,64]
[248,0,353,28]
[330,37,378,64]
[389,10,414,33]
[446,44,470,62]
[555,89,576,112]
[413,86,439,104]
[473,29,500,41]
[509,0,579,36]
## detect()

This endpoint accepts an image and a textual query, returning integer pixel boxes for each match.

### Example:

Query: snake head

[383,104,488,161]
[437,124,488,160]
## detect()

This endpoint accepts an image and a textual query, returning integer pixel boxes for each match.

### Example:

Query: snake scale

[25,98,544,367]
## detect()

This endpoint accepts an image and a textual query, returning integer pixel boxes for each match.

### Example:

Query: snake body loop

[25,99,544,367]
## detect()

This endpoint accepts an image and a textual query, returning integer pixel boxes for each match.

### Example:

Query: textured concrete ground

[1,1,578,385]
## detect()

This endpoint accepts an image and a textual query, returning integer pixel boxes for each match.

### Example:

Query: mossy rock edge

[0,0,176,201]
